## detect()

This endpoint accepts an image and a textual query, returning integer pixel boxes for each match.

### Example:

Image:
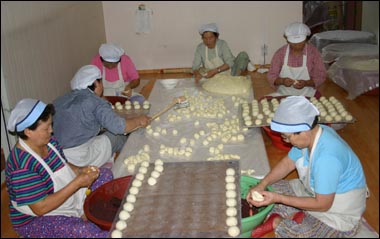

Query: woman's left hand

[204,69,218,78]
[122,86,133,97]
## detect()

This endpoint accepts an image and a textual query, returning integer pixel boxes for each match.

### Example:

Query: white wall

[1,1,106,183]
[103,1,302,69]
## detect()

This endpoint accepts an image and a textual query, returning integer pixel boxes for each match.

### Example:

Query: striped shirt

[5,137,66,227]
[267,44,326,88]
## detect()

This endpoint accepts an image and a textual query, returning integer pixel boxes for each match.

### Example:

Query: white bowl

[160,79,178,90]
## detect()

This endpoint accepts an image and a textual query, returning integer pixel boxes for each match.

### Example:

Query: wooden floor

[1,71,378,237]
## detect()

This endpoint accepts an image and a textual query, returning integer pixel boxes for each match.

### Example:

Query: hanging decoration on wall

[135,4,153,34]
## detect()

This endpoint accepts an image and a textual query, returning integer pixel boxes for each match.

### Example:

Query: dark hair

[100,57,121,64]
[202,31,219,38]
[88,78,101,91]
[311,116,319,129]
[17,104,55,139]
[294,116,319,135]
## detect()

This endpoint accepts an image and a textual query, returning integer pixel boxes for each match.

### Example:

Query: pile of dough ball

[112,160,153,238]
[202,74,251,96]
[112,100,150,112]
[242,99,276,127]
[158,144,193,158]
[206,144,240,161]
[224,168,240,237]
[145,125,169,138]
[172,91,228,121]
[124,144,151,173]
[310,96,353,122]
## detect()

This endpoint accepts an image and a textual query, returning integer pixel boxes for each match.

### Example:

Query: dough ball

[138,166,148,174]
[226,216,238,226]
[151,170,160,179]
[334,115,342,122]
[141,161,149,167]
[111,229,122,238]
[123,202,134,212]
[155,159,164,165]
[135,173,144,181]
[134,104,141,110]
[228,226,240,237]
[126,194,136,203]
[143,104,149,110]
[115,220,127,230]
[129,186,139,195]
[325,115,333,122]
[132,179,142,188]
[226,183,236,190]
[251,191,264,202]
[255,119,262,125]
[226,190,237,198]
[226,168,235,176]
[226,198,237,207]
[155,164,164,172]
[345,114,353,121]
[118,210,130,220]
[225,175,235,183]
[226,207,237,217]
[148,177,157,186]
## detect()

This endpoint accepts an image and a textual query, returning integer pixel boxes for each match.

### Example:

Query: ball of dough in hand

[251,190,264,202]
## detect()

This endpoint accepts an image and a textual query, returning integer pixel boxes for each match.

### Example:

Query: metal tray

[110,160,241,238]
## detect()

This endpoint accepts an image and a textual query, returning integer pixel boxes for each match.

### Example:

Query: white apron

[63,134,112,167]
[201,44,231,76]
[102,64,127,97]
[12,139,87,217]
[289,127,366,231]
[272,45,316,97]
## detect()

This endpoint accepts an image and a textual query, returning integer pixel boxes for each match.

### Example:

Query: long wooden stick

[130,96,187,132]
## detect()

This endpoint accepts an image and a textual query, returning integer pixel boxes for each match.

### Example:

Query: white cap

[70,65,101,90]
[199,23,219,35]
[270,96,319,133]
[99,43,124,62]
[7,98,47,132]
[284,22,311,43]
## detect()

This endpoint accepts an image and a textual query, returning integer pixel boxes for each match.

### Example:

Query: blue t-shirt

[288,125,366,194]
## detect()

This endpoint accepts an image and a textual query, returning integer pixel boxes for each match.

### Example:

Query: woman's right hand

[194,71,202,84]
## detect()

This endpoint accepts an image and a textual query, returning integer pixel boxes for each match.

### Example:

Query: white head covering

[99,43,125,62]
[70,65,101,90]
[7,98,47,132]
[199,23,219,35]
[284,22,311,43]
[271,96,319,133]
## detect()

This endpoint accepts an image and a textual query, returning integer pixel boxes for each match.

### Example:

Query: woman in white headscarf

[192,23,252,84]
[53,65,151,167]
[91,43,141,99]
[267,22,326,97]
[246,96,367,238]
[5,98,113,238]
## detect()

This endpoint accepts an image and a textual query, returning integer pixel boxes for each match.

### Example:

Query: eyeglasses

[281,132,300,142]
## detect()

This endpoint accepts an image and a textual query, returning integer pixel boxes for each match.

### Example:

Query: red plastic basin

[84,176,132,230]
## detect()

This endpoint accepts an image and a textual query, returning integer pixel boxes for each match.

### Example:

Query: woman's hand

[293,80,307,89]
[122,85,133,97]
[204,69,218,79]
[282,78,295,87]
[77,166,100,188]
[194,71,203,84]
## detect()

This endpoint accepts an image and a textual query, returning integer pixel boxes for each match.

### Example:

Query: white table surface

[112,78,270,179]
